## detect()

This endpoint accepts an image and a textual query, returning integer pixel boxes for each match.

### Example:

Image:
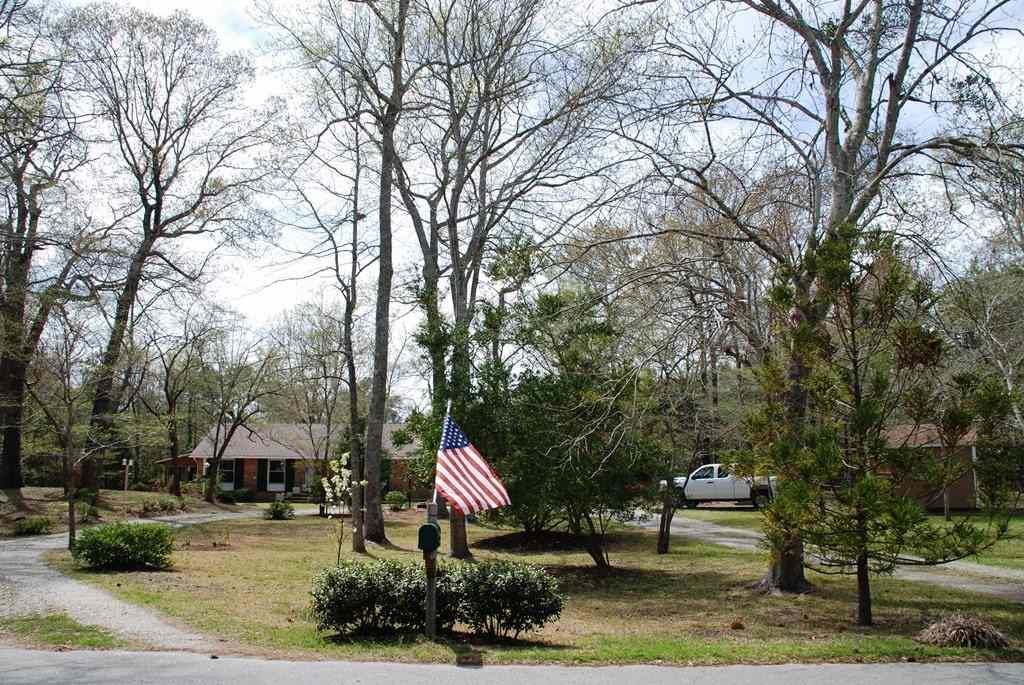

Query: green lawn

[0,613,128,649]
[49,512,1023,665]
[673,507,765,531]
[674,507,1024,571]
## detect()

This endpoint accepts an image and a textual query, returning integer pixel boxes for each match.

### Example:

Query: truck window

[692,466,715,480]
[717,465,730,479]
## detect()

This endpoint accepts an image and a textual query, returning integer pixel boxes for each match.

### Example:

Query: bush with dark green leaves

[309,558,561,639]
[457,560,563,639]
[310,559,460,635]
[384,491,407,511]
[217,488,252,504]
[13,516,51,536]
[75,489,99,506]
[158,497,182,512]
[75,501,99,522]
[264,500,295,520]
[72,523,174,570]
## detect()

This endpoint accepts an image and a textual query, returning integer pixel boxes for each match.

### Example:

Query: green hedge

[457,560,563,639]
[310,559,562,639]
[13,516,51,536]
[72,523,174,570]
[384,491,408,511]
[264,500,295,520]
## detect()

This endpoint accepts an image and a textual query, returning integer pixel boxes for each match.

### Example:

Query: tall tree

[393,0,639,556]
[616,0,1023,592]
[65,3,272,487]
[0,1,101,489]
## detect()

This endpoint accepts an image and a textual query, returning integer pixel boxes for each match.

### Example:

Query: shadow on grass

[321,630,570,665]
[472,530,636,556]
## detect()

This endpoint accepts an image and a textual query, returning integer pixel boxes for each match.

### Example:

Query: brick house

[187,423,417,499]
[884,423,980,511]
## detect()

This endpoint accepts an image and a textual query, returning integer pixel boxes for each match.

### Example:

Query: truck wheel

[751,492,771,510]
[684,499,699,509]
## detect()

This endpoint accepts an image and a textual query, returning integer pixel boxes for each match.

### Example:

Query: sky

[62,0,1024,406]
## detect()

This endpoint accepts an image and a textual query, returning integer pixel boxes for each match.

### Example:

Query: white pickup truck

[669,463,776,509]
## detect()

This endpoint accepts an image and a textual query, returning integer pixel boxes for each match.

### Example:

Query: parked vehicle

[666,463,776,509]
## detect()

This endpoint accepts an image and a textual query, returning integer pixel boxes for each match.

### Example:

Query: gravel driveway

[0,510,260,651]
[647,513,1024,603]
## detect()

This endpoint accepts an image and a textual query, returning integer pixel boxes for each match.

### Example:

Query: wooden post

[425,502,438,639]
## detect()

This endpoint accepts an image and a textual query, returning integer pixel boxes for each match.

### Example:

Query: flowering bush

[321,454,352,507]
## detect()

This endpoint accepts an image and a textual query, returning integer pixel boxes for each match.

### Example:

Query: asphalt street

[1,649,1022,685]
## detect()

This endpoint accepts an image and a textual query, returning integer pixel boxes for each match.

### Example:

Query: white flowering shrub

[321,454,352,507]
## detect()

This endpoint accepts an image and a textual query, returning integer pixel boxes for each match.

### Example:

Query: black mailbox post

[418,522,441,552]
[420,503,441,638]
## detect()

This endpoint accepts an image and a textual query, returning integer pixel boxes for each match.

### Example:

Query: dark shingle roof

[189,423,416,460]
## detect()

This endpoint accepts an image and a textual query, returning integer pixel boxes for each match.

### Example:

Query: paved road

[0,510,261,650]
[650,513,1024,602]
[0,648,1021,684]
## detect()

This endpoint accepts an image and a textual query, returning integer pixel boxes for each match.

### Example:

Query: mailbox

[418,522,441,552]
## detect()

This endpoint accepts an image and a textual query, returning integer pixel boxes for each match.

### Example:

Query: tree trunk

[0,357,26,489]
[759,292,816,594]
[943,488,951,522]
[362,119,397,545]
[167,400,181,497]
[657,496,675,554]
[83,236,155,488]
[757,538,809,593]
[204,458,218,504]
[585,532,609,568]
[0,285,29,489]
[67,490,77,551]
[856,551,872,626]
[449,509,471,559]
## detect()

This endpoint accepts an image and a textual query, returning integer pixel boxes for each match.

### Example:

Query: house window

[219,460,234,484]
[268,460,285,485]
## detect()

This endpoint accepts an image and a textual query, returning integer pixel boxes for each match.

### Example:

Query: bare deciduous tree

[64,4,274,487]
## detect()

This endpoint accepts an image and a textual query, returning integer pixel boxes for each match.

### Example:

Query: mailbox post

[417,503,441,639]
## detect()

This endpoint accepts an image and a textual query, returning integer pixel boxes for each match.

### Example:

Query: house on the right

[885,423,980,511]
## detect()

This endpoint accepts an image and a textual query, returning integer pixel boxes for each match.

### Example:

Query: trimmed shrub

[218,488,252,504]
[76,489,99,506]
[310,560,460,635]
[457,560,563,639]
[75,501,100,522]
[384,491,408,511]
[13,516,51,536]
[232,488,253,503]
[264,500,295,520]
[72,523,174,570]
[158,497,182,513]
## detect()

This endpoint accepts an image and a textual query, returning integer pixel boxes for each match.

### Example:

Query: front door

[267,459,286,493]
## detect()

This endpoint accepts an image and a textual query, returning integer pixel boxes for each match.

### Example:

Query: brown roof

[189,423,416,461]
[884,423,977,449]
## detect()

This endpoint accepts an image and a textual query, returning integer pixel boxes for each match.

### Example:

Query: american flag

[435,415,510,514]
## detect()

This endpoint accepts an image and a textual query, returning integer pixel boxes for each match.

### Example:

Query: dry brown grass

[917,614,1010,649]
[48,512,1024,665]
[0,487,246,538]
